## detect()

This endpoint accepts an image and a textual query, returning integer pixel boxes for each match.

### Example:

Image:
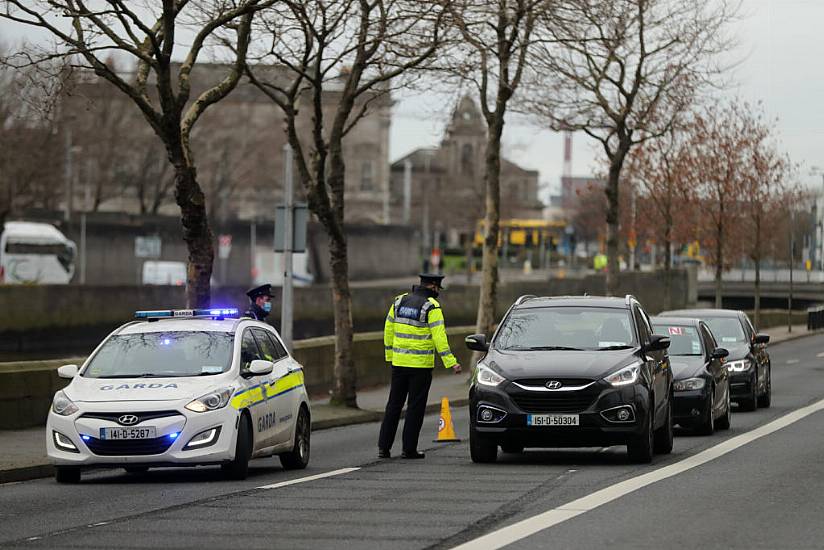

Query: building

[60,63,391,224]
[389,95,543,249]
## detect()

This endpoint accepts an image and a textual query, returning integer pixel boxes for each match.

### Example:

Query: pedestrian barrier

[807,305,824,331]
[433,397,461,442]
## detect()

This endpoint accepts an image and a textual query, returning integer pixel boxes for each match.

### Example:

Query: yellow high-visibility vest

[383,292,458,369]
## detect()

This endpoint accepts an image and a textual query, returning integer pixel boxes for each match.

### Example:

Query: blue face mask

[262,301,272,313]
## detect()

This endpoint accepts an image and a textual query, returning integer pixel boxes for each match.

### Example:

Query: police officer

[244,284,274,321]
[378,274,462,459]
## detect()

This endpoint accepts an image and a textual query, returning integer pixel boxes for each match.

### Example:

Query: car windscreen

[652,324,703,356]
[703,317,746,344]
[82,331,234,378]
[494,307,636,351]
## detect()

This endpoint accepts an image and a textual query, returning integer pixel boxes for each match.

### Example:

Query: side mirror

[57,365,79,379]
[711,347,729,360]
[247,359,274,377]
[645,334,671,352]
[753,333,770,345]
[465,334,489,352]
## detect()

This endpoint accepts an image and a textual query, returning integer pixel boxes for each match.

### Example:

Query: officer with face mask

[244,284,274,321]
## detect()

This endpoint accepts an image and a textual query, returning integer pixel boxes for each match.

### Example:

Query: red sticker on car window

[668,326,683,336]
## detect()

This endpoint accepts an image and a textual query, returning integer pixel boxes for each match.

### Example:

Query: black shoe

[401,450,425,459]
[378,449,391,459]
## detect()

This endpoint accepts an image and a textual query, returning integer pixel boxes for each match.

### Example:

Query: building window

[360,161,374,191]
[461,144,474,175]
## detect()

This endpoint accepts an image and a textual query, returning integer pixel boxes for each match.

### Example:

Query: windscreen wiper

[97,373,170,378]
[597,345,634,350]
[522,346,583,351]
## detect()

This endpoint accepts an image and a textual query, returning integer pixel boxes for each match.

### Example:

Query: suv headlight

[52,390,79,416]
[476,364,506,387]
[604,363,641,386]
[673,377,706,392]
[727,360,750,372]
[185,387,234,413]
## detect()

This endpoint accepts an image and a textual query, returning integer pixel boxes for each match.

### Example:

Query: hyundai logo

[117,414,139,426]
[545,380,563,390]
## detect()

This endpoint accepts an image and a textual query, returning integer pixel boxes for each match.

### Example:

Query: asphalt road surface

[3,334,824,549]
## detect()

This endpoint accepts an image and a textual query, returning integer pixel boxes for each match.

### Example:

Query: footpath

[0,324,814,484]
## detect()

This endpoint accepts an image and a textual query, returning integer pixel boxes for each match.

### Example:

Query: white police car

[46,308,311,483]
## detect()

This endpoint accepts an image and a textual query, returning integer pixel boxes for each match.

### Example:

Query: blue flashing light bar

[134,308,239,320]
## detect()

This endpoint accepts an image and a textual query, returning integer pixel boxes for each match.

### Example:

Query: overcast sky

[3,0,822,196]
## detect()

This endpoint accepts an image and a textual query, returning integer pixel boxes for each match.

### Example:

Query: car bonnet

[66,374,234,403]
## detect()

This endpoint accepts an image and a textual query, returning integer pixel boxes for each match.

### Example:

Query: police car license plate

[527,414,579,427]
[100,427,157,440]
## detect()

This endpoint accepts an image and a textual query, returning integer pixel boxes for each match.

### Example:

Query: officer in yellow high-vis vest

[378,274,461,459]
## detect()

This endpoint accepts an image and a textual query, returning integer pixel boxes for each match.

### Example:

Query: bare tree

[445,0,546,338]
[246,0,446,407]
[529,0,736,295]
[1,1,274,306]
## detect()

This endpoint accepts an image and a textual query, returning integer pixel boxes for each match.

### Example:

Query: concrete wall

[0,269,694,356]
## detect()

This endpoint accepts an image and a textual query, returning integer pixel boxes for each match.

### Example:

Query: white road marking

[452,397,824,550]
[816,352,824,358]
[787,359,800,364]
[256,467,359,490]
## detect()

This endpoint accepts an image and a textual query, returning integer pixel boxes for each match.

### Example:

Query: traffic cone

[433,397,461,442]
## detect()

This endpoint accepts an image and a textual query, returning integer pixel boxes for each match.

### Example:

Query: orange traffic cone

[433,397,461,442]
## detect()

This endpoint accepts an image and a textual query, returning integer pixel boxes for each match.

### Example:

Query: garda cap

[246,283,275,300]
[418,273,446,290]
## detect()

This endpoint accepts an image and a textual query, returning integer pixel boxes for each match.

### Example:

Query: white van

[0,221,77,284]
[142,260,187,285]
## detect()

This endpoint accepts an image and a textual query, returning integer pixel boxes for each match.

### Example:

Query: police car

[46,308,311,483]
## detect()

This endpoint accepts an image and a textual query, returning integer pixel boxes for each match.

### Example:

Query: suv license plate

[527,414,579,427]
[100,427,157,440]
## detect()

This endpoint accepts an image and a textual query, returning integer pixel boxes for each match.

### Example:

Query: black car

[650,317,731,434]
[660,309,771,411]
[465,295,673,464]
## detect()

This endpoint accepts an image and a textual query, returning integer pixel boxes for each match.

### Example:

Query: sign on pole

[274,204,309,253]
[134,236,162,259]
[218,234,233,260]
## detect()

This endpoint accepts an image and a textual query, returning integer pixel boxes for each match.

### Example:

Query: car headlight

[604,363,641,386]
[476,364,506,387]
[727,360,750,372]
[185,387,234,413]
[673,377,706,392]
[52,390,79,416]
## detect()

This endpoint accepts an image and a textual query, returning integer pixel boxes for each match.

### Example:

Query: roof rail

[624,294,637,305]
[514,294,537,305]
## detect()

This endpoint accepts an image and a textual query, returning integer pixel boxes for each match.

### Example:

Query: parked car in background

[0,221,76,284]
[659,309,771,411]
[651,317,731,434]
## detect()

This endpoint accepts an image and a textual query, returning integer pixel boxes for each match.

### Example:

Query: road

[3,334,824,549]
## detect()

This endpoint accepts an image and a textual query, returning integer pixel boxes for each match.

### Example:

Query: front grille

[513,378,593,388]
[84,436,174,456]
[80,411,180,424]
[509,387,601,414]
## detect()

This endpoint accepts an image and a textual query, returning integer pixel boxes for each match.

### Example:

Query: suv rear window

[495,307,636,351]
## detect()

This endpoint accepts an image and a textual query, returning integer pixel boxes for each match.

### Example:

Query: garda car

[660,309,771,411]
[650,317,731,434]
[465,295,673,464]
[47,308,311,483]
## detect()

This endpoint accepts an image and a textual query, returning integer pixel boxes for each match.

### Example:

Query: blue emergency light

[134,308,239,320]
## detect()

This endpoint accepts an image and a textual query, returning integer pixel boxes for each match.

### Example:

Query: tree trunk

[169,154,213,308]
[605,141,630,296]
[475,117,504,338]
[327,142,357,408]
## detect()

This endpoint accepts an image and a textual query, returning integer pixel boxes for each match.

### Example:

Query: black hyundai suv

[465,295,673,464]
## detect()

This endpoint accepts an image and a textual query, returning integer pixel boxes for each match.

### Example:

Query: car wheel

[500,444,524,454]
[222,413,252,480]
[758,366,771,408]
[280,407,311,470]
[697,387,716,436]
[469,427,498,463]
[654,396,674,454]
[627,402,654,463]
[716,387,731,431]
[124,466,149,474]
[740,374,759,412]
[55,466,81,484]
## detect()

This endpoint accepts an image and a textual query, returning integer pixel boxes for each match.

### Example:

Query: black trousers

[378,366,433,453]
